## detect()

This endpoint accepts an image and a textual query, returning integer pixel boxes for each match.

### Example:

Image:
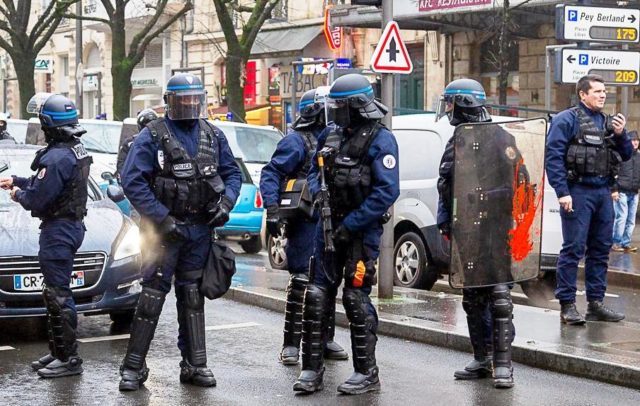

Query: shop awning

[250,25,323,58]
[330,0,558,38]
[132,94,162,101]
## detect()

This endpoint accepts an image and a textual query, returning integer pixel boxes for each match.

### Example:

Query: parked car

[6,118,29,144]
[215,158,264,253]
[0,144,142,322]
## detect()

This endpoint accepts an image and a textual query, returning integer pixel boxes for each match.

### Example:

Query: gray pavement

[1,294,639,405]
[228,249,640,391]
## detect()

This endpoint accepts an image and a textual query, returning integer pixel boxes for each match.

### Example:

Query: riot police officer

[0,93,91,378]
[293,74,399,395]
[436,79,516,388]
[546,74,631,324]
[0,112,15,142]
[260,87,347,365]
[116,108,158,177]
[118,73,241,391]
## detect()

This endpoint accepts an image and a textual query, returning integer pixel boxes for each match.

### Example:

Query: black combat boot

[491,285,514,389]
[280,273,308,365]
[177,283,216,387]
[337,289,380,395]
[37,286,83,379]
[31,354,56,371]
[293,284,328,393]
[585,301,625,322]
[560,302,586,325]
[119,287,166,391]
[455,289,492,380]
[324,296,348,361]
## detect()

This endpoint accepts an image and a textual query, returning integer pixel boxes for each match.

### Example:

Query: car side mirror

[107,184,125,203]
[0,162,8,174]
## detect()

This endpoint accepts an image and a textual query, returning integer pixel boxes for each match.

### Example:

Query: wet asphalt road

[1,252,640,405]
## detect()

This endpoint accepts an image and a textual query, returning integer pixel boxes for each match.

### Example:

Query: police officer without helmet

[117,73,241,391]
[546,74,631,325]
[0,112,15,142]
[436,79,517,388]
[293,73,400,395]
[0,93,92,378]
[260,87,348,366]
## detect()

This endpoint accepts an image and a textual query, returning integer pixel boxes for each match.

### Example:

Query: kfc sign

[418,0,491,12]
[324,8,342,50]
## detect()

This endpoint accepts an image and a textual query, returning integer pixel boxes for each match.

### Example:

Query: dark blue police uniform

[546,103,632,305]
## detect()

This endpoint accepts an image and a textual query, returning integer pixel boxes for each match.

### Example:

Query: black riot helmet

[163,73,206,120]
[437,78,491,126]
[292,86,329,130]
[27,93,86,143]
[325,73,388,129]
[137,108,158,131]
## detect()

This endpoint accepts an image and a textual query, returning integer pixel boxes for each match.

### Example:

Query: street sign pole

[378,0,394,300]
[75,1,83,117]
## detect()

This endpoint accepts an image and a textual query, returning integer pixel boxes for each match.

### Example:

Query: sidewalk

[225,282,640,390]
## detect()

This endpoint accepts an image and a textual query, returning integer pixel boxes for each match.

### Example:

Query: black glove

[159,215,187,241]
[208,195,235,228]
[334,224,351,246]
[438,222,451,241]
[266,205,283,236]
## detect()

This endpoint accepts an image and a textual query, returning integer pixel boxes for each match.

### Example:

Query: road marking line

[0,346,15,351]
[77,322,261,343]
[205,322,260,331]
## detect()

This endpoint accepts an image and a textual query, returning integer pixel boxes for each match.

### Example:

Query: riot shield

[449,118,547,289]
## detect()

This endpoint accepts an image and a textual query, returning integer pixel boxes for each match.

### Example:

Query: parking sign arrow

[629,14,637,24]
[567,55,576,64]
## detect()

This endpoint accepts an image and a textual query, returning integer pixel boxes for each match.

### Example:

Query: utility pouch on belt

[279,178,314,219]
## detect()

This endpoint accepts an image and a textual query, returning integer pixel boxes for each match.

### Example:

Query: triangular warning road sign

[370,21,413,74]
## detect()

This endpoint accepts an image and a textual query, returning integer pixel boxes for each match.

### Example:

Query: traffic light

[351,0,383,6]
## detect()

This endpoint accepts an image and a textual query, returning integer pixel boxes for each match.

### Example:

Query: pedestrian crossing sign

[370,21,413,74]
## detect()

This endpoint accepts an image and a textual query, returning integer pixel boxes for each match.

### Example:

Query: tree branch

[63,12,112,26]
[212,0,240,51]
[29,0,59,45]
[101,0,115,17]
[241,0,279,51]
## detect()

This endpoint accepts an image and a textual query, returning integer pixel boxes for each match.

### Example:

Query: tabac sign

[324,7,342,50]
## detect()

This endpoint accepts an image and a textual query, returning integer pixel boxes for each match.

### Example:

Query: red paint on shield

[509,160,542,261]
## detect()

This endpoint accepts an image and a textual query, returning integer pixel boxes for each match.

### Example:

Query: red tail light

[255,191,263,208]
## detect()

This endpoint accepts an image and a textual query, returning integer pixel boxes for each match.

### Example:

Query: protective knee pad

[124,287,167,370]
[343,288,378,372]
[283,273,309,347]
[491,284,514,353]
[300,284,328,372]
[462,289,492,358]
[43,286,77,361]
[177,283,207,367]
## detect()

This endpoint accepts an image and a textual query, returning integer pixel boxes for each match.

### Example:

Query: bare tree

[66,1,193,120]
[212,0,280,122]
[0,1,76,118]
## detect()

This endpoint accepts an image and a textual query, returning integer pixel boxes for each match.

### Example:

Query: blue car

[216,158,264,253]
[0,144,141,322]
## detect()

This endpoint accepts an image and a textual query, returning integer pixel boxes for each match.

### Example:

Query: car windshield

[0,157,36,206]
[80,122,122,154]
[222,125,281,163]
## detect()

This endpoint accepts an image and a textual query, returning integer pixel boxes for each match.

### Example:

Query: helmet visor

[325,97,351,128]
[27,92,54,115]
[166,90,206,120]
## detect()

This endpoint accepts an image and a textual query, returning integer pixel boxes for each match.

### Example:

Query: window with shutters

[142,43,163,68]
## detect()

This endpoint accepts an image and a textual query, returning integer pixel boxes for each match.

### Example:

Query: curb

[224,286,640,390]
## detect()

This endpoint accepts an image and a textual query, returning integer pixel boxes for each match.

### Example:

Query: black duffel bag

[200,240,236,299]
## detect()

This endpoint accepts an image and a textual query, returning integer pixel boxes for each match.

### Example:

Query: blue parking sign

[579,54,589,65]
[568,10,578,22]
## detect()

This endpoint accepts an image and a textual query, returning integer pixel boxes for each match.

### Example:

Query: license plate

[13,271,85,292]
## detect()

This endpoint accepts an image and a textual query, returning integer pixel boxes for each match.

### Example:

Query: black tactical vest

[149,119,224,220]
[324,122,381,217]
[566,107,621,182]
[295,131,318,179]
[32,140,92,221]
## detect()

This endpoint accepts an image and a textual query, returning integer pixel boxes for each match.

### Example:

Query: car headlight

[113,225,141,261]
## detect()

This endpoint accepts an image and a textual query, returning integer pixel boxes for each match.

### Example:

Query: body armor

[149,119,224,220]
[566,107,621,182]
[31,140,92,221]
[324,123,381,218]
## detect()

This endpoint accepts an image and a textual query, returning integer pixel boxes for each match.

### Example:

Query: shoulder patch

[37,168,47,179]
[71,144,89,159]
[505,146,517,160]
[382,154,397,169]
